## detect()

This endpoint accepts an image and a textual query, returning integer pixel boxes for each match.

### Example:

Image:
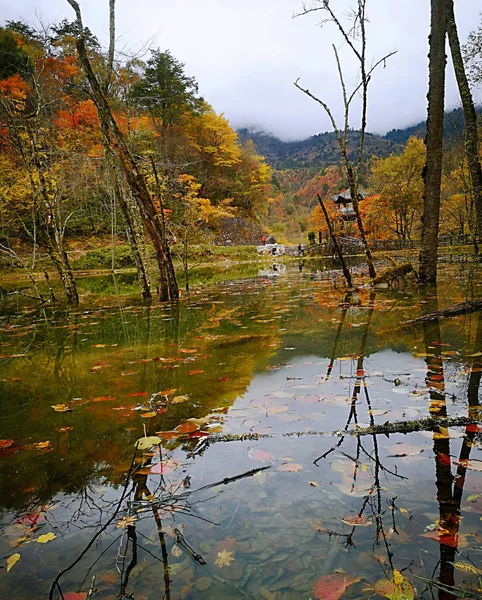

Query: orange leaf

[92,395,116,402]
[188,369,204,376]
[175,422,199,434]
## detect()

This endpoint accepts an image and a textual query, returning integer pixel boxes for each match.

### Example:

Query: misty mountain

[239,106,482,169]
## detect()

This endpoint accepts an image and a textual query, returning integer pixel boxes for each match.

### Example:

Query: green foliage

[0,27,33,80]
[71,245,135,270]
[130,49,203,126]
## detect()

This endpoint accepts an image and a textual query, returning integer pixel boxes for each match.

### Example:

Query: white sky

[1,0,481,141]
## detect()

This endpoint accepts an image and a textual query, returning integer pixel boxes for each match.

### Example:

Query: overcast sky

[1,0,481,141]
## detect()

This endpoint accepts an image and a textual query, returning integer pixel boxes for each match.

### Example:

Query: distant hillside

[385,106,482,145]
[238,128,402,169]
[239,106,482,169]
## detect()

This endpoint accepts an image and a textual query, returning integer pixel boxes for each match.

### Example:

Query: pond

[1,262,482,600]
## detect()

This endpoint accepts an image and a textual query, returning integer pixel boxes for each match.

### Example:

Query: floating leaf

[374,571,415,600]
[454,562,482,576]
[188,369,204,376]
[313,572,360,600]
[175,422,199,434]
[158,388,177,396]
[215,549,234,568]
[171,395,189,404]
[0,439,13,449]
[51,404,72,412]
[135,436,161,450]
[341,515,373,527]
[58,427,73,433]
[277,463,303,472]
[127,391,148,397]
[156,431,179,440]
[248,449,272,462]
[92,395,116,402]
[6,553,20,572]
[36,532,56,544]
[309,481,319,487]
[140,412,157,419]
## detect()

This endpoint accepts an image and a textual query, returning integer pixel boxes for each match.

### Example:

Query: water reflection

[1,270,482,598]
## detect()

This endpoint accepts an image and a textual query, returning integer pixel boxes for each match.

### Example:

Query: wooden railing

[305,234,482,256]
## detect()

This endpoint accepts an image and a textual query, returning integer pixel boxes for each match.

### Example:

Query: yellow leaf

[215,549,234,568]
[309,481,319,487]
[140,412,156,418]
[454,562,482,576]
[7,553,20,572]
[172,395,189,404]
[36,532,56,544]
[51,404,72,412]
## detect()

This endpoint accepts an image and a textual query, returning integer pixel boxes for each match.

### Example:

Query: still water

[1,263,482,599]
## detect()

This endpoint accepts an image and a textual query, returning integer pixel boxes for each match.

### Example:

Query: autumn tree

[369,137,425,240]
[172,173,235,291]
[0,24,80,303]
[66,0,179,302]
[130,49,203,161]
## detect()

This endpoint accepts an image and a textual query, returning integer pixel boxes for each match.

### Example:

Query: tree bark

[419,0,447,283]
[446,0,482,243]
[317,193,352,287]
[66,0,178,302]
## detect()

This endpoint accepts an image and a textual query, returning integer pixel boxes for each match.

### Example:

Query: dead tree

[66,0,178,302]
[295,0,396,280]
[419,0,447,283]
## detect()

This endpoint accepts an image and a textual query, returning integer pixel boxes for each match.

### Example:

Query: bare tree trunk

[420,0,447,283]
[446,0,482,243]
[108,166,152,301]
[66,0,178,302]
[317,194,352,288]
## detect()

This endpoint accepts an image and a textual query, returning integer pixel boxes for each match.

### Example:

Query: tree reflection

[422,284,482,599]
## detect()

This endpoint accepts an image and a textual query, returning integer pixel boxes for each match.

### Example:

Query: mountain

[237,128,402,169]
[385,105,482,145]
[239,106,482,169]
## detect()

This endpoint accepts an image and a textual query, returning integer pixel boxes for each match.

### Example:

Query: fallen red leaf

[92,395,116,402]
[0,439,14,449]
[313,572,360,600]
[188,369,204,376]
[127,391,148,397]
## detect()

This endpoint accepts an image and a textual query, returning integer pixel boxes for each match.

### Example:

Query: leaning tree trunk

[66,0,178,302]
[419,0,447,283]
[446,0,482,244]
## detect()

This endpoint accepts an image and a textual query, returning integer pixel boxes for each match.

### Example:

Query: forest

[2,1,482,600]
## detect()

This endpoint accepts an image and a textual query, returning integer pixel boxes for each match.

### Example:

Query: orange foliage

[0,74,29,101]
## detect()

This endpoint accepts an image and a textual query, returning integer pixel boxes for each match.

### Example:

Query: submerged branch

[196,416,482,443]
[406,299,482,323]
